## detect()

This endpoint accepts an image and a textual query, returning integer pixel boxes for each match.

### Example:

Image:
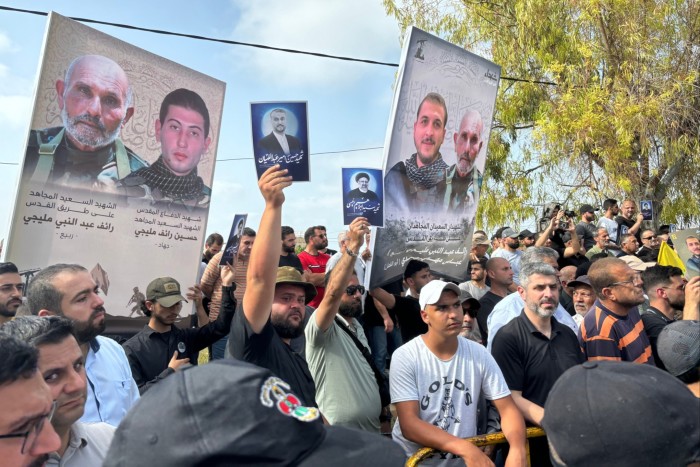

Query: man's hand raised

[258,165,292,207]
[346,216,369,254]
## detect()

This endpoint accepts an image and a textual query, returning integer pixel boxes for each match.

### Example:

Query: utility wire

[0,5,557,85]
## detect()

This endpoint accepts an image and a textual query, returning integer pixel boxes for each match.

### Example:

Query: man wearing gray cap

[657,320,700,397]
[122,272,236,393]
[491,227,523,285]
[390,279,526,466]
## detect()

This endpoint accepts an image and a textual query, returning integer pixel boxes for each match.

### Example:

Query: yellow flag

[657,241,686,274]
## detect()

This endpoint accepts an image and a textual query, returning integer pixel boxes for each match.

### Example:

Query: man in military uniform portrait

[119,88,212,210]
[23,54,147,191]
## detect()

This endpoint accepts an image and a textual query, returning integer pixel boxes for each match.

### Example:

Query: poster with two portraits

[6,13,225,318]
[368,27,500,288]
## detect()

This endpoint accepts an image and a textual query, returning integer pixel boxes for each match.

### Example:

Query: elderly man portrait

[23,54,146,191]
[443,109,483,218]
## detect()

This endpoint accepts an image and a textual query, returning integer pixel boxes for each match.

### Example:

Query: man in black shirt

[370,259,433,343]
[279,225,303,274]
[228,166,319,407]
[640,265,687,371]
[491,262,584,467]
[123,274,235,393]
[477,257,513,342]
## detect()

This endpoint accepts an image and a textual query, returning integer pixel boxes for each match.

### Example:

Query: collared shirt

[486,292,577,353]
[273,132,291,154]
[122,286,236,393]
[80,336,139,426]
[305,314,380,432]
[578,300,655,364]
[641,305,676,371]
[47,422,114,467]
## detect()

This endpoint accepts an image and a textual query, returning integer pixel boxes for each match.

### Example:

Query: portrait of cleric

[344,170,383,226]
[384,92,450,214]
[256,108,302,158]
[118,88,212,210]
[22,54,147,192]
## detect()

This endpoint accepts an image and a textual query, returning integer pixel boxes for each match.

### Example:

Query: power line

[0,145,385,166]
[0,5,557,86]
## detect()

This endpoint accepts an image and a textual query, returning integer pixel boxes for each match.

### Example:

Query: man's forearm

[305,271,326,286]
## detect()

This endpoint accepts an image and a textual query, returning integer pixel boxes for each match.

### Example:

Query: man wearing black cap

[569,275,596,327]
[390,280,527,465]
[518,229,536,248]
[228,165,319,406]
[542,361,700,467]
[371,259,432,343]
[575,204,599,251]
[123,273,236,393]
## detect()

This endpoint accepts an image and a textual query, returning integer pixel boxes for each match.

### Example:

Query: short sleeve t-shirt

[390,295,426,343]
[228,305,318,407]
[390,336,510,465]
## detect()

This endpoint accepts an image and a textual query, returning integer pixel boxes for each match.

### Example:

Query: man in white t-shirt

[596,198,619,244]
[390,280,527,466]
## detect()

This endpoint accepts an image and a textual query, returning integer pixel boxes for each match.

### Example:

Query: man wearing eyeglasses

[578,257,655,364]
[0,334,60,467]
[305,217,387,432]
[1,317,114,466]
[0,262,24,326]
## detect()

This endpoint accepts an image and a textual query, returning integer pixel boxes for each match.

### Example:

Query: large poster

[368,27,500,287]
[6,13,226,318]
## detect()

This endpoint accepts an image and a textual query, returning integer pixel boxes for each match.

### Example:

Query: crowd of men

[1,176,699,466]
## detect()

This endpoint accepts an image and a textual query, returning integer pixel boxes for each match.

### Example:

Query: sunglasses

[345,285,365,295]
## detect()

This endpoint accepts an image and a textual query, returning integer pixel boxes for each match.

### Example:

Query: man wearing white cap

[390,279,526,466]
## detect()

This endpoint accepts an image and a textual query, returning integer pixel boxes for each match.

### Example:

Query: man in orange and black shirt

[578,257,655,365]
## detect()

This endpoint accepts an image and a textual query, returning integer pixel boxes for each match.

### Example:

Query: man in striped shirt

[578,257,655,364]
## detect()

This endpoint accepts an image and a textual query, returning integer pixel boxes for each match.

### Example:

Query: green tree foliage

[384,0,700,229]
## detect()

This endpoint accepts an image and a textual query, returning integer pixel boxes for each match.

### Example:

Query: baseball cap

[619,255,656,272]
[146,277,187,308]
[501,227,519,239]
[472,232,490,245]
[567,275,592,289]
[579,204,599,214]
[459,290,481,312]
[542,361,700,467]
[276,267,317,304]
[657,320,700,377]
[419,280,461,310]
[104,360,406,467]
[518,229,535,239]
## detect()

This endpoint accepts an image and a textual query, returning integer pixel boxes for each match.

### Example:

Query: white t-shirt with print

[390,336,510,465]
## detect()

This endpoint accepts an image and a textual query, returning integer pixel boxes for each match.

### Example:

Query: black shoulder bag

[334,317,391,408]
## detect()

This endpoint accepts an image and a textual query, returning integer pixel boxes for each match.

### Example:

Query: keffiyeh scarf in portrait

[404,153,448,189]
[137,156,205,200]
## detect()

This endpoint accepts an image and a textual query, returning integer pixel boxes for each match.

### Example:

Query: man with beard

[279,225,303,273]
[202,233,224,265]
[685,235,700,275]
[459,292,482,345]
[119,88,212,209]
[569,275,596,327]
[491,263,584,467]
[228,165,319,406]
[0,334,60,467]
[640,265,696,371]
[597,198,620,245]
[477,257,514,343]
[491,228,523,285]
[298,226,331,308]
[575,204,599,251]
[385,92,449,214]
[1,317,114,466]
[25,264,139,425]
[256,108,302,157]
[200,227,256,359]
[305,218,384,432]
[615,199,645,243]
[123,273,235,393]
[636,229,660,262]
[0,262,24,326]
[23,55,146,191]
[444,110,483,218]
[458,256,489,301]
[578,257,654,364]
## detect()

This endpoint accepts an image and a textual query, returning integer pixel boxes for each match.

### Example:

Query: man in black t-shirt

[477,257,514,342]
[371,259,433,343]
[279,225,303,273]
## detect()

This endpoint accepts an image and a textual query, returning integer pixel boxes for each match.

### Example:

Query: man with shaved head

[23,54,147,191]
[477,257,514,343]
[444,110,483,217]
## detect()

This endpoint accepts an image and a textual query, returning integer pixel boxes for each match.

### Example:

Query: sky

[0,0,403,252]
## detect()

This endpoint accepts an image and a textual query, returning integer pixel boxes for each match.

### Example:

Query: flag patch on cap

[260,377,320,422]
[163,282,179,293]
